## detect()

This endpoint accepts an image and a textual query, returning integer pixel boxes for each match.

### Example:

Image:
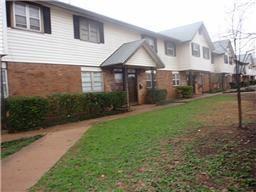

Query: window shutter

[73,15,80,39]
[99,22,104,43]
[6,1,11,27]
[42,6,51,34]
[164,41,168,55]
[154,38,157,53]
[174,43,176,56]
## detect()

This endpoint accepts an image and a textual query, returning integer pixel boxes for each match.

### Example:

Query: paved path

[1,93,220,192]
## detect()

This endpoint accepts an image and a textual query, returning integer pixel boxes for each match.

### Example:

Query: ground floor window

[1,62,8,98]
[81,71,103,92]
[146,70,156,88]
[172,72,180,86]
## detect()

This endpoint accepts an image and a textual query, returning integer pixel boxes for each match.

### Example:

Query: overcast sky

[62,0,256,43]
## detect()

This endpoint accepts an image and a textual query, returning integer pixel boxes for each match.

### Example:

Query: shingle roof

[213,40,230,54]
[160,22,203,42]
[101,39,165,68]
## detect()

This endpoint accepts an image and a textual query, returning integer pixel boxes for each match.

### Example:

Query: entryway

[128,69,138,105]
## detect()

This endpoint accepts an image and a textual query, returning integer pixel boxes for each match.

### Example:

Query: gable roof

[213,39,231,54]
[160,22,203,42]
[101,39,165,68]
[47,1,180,43]
[159,21,214,49]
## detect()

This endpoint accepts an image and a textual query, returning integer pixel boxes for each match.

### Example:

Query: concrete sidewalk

[1,93,219,192]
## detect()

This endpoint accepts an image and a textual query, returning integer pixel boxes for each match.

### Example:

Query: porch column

[123,66,130,110]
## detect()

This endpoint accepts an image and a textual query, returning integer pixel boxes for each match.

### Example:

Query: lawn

[31,94,256,192]
[1,135,43,159]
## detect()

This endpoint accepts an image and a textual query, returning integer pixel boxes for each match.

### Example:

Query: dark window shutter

[73,15,80,39]
[42,6,51,34]
[99,22,104,43]
[6,1,11,27]
[173,43,176,56]
[154,38,157,53]
[164,41,167,55]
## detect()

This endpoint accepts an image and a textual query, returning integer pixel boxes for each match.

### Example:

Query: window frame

[146,70,156,89]
[165,41,176,57]
[81,71,103,93]
[13,2,42,32]
[203,47,210,60]
[1,63,9,98]
[172,72,180,86]
[79,18,101,43]
[191,42,200,57]
[224,55,228,64]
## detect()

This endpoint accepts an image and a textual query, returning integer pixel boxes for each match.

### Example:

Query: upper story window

[211,53,214,64]
[6,1,51,34]
[203,47,210,59]
[13,2,41,31]
[191,42,200,57]
[165,41,176,56]
[224,55,228,64]
[229,56,233,64]
[73,16,104,44]
[142,35,157,52]
[146,70,156,88]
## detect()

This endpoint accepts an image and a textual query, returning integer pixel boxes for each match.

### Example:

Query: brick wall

[156,70,175,99]
[7,62,82,97]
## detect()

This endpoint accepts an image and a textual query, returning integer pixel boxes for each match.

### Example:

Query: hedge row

[146,89,167,104]
[230,80,256,89]
[6,92,126,132]
[175,86,193,98]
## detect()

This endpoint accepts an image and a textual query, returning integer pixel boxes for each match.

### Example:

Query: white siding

[157,40,177,70]
[125,47,156,67]
[0,0,7,55]
[214,54,235,74]
[3,4,141,66]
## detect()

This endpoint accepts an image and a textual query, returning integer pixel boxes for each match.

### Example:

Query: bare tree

[225,0,256,128]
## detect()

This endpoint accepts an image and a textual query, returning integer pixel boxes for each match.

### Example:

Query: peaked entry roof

[101,39,165,68]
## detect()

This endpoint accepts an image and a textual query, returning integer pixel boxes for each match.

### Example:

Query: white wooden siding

[125,47,156,67]
[0,0,6,55]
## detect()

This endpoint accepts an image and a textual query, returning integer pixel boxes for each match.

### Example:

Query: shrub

[5,91,127,132]
[209,88,223,93]
[6,96,48,132]
[176,86,193,98]
[146,89,167,104]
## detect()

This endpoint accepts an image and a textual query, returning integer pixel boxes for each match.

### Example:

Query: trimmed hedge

[5,91,126,132]
[6,96,48,132]
[146,89,167,104]
[176,86,193,98]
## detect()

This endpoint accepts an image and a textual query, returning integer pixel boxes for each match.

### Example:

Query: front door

[128,71,138,104]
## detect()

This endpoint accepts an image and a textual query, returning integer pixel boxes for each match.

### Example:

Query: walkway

[1,93,219,192]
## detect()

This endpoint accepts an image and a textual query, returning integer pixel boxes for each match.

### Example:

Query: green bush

[175,86,193,98]
[5,91,127,132]
[146,89,167,104]
[6,96,48,132]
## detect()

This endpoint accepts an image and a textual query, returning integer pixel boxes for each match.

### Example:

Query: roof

[160,22,214,49]
[213,39,231,54]
[101,39,165,68]
[47,1,180,43]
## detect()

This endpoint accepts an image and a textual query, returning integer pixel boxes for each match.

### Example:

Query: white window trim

[1,62,9,98]
[172,72,180,86]
[166,42,176,57]
[203,47,210,60]
[13,2,42,32]
[192,43,200,57]
[81,70,104,93]
[146,70,156,88]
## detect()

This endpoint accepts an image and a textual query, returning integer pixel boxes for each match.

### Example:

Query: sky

[61,0,256,49]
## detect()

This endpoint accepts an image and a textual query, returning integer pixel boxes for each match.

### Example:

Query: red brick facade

[7,62,82,97]
[156,70,175,99]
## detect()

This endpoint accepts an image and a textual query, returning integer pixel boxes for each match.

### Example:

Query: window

[211,53,214,64]
[80,18,100,43]
[142,35,157,52]
[224,55,228,64]
[165,41,176,56]
[81,71,103,92]
[172,72,180,86]
[1,63,8,98]
[191,43,200,57]
[203,47,210,59]
[146,70,156,88]
[13,2,41,31]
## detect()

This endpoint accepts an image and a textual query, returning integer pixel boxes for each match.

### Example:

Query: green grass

[31,95,255,191]
[1,135,43,159]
